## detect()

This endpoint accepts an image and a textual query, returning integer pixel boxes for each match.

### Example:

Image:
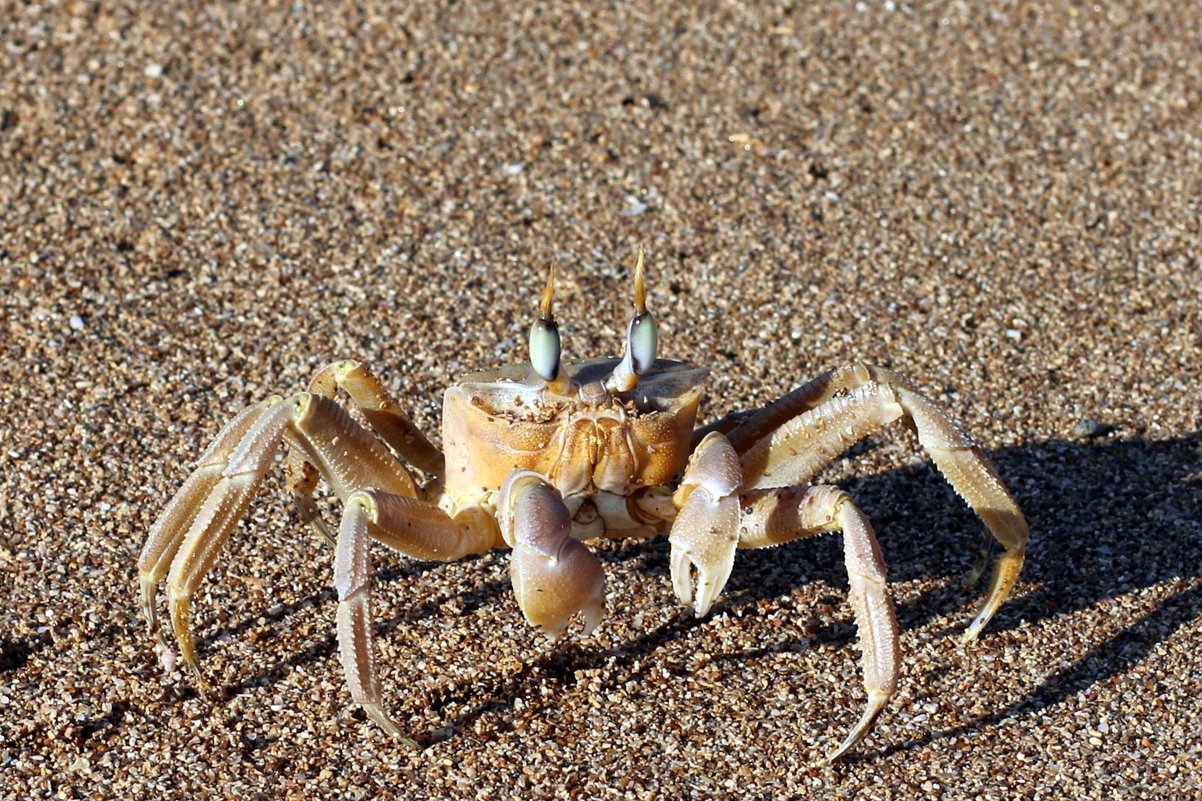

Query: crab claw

[668,432,742,617]
[500,471,606,639]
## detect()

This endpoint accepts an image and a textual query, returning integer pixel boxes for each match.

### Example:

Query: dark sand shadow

[706,432,1202,762]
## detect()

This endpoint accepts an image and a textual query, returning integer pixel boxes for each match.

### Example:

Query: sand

[2,1,1200,798]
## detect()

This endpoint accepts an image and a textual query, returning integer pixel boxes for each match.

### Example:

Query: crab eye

[605,246,659,394]
[627,310,658,375]
[529,317,561,381]
[529,264,561,382]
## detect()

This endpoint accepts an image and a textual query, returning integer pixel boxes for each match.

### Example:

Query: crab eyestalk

[529,264,572,394]
[605,247,659,394]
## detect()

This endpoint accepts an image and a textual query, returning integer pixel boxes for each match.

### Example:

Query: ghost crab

[139,250,1028,762]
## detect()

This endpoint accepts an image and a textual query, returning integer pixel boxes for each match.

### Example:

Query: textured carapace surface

[442,358,705,499]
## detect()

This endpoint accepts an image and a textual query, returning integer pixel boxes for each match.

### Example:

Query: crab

[138,250,1028,762]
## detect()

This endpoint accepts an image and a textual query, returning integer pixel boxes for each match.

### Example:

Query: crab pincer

[499,470,606,639]
[668,432,742,617]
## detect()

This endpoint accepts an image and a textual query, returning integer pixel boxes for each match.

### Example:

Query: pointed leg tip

[140,576,161,633]
[308,516,337,546]
[962,613,992,643]
[188,664,214,697]
[962,598,1005,642]
[823,742,853,764]
[824,727,864,764]
[143,610,160,640]
[824,689,892,763]
[363,702,415,745]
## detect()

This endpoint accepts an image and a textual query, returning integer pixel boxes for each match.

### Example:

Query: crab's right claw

[668,432,742,617]
[500,471,606,639]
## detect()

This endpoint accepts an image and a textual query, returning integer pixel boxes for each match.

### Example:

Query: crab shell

[441,357,706,531]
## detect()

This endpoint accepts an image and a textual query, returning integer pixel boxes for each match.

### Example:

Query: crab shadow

[722,432,1202,632]
[201,432,1200,753]
[707,431,1202,761]
[199,558,510,701]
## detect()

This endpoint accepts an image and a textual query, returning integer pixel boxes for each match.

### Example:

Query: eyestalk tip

[539,262,556,320]
[633,246,647,312]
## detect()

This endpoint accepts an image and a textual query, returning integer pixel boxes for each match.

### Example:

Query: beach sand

[2,2,1200,798]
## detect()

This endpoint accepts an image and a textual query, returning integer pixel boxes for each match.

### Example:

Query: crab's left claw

[669,432,742,617]
[500,471,606,639]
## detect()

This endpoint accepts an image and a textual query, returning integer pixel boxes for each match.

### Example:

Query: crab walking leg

[335,496,400,740]
[724,366,864,455]
[668,432,742,617]
[284,394,420,501]
[498,470,606,639]
[162,399,299,691]
[738,382,906,490]
[288,360,444,543]
[335,490,494,744]
[727,362,940,455]
[138,398,279,635]
[153,393,421,688]
[739,485,900,763]
[738,364,1029,640]
[875,376,1028,641]
[308,360,444,476]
